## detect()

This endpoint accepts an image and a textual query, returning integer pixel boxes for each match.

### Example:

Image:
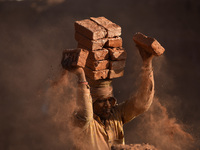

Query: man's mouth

[104,109,111,114]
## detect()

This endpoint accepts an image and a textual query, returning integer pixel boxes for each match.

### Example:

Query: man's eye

[109,98,114,102]
[98,100,104,103]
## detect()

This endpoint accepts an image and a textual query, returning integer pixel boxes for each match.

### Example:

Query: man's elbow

[74,112,93,128]
[135,96,154,114]
[135,104,151,115]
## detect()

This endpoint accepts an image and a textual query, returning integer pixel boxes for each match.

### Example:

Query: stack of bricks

[74,16,127,80]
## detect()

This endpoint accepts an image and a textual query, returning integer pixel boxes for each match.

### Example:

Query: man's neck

[93,113,110,126]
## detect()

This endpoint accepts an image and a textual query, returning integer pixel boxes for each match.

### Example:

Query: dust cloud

[135,98,195,150]
[121,55,196,150]
[0,0,200,150]
[45,70,196,150]
[44,70,83,149]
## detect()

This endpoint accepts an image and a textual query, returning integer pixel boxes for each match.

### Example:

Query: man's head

[93,97,116,120]
[88,78,117,120]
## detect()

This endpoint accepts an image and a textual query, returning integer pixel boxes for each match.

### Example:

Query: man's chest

[93,117,125,146]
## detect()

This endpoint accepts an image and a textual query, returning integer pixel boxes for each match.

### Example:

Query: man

[63,44,155,150]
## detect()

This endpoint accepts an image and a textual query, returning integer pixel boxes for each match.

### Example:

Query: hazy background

[0,0,200,149]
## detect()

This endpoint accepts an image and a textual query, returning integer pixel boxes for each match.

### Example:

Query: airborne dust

[0,0,200,150]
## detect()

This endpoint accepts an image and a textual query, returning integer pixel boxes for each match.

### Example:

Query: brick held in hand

[133,32,165,56]
[86,59,109,71]
[75,19,107,40]
[108,69,124,79]
[75,32,107,50]
[110,60,126,70]
[90,16,121,38]
[108,47,127,60]
[84,67,109,80]
[61,48,89,69]
[88,49,109,61]
[105,37,122,48]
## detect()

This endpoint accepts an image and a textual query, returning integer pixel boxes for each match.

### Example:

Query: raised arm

[61,49,93,127]
[121,45,155,124]
[74,68,93,126]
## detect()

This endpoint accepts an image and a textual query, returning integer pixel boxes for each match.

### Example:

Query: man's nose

[104,99,111,108]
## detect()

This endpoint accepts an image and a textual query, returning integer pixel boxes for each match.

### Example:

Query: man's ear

[110,97,117,106]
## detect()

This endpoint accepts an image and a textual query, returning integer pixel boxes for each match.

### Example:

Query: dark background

[0,0,200,149]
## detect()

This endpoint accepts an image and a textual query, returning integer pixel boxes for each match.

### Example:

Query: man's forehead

[97,97,111,102]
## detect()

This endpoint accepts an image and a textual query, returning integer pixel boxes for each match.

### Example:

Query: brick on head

[74,16,127,99]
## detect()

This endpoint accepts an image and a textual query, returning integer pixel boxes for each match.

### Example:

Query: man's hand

[61,48,89,71]
[61,50,87,82]
[136,44,154,63]
[61,52,76,70]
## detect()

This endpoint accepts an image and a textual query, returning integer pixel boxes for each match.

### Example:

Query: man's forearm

[133,59,155,114]
[75,68,93,124]
[119,59,155,124]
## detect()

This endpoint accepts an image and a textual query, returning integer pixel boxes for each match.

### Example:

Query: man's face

[93,97,115,120]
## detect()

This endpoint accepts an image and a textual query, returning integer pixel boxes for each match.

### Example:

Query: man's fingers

[136,44,153,61]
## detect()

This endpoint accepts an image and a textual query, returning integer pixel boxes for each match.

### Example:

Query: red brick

[133,32,165,56]
[108,69,124,79]
[61,48,89,69]
[75,19,107,40]
[105,37,122,48]
[90,16,121,37]
[84,67,109,80]
[88,49,109,60]
[75,32,107,50]
[86,59,109,71]
[110,60,126,70]
[108,47,127,60]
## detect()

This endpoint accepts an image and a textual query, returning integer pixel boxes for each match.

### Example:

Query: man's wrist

[141,66,153,71]
[75,68,86,80]
[141,60,153,73]
[77,80,90,89]
[142,61,152,69]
